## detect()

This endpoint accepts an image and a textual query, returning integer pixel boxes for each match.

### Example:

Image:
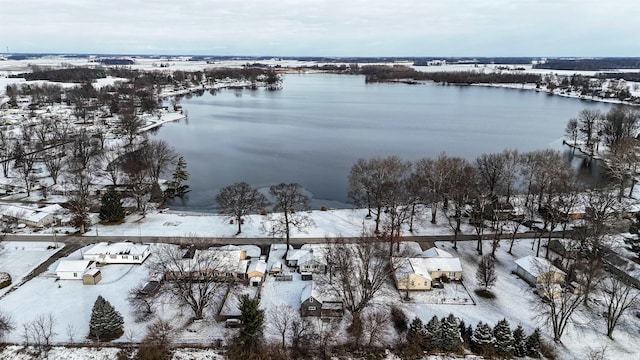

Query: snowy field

[86,207,507,240]
[0,241,64,297]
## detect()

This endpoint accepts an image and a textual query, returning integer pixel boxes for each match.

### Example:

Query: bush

[260,209,267,215]
[321,205,328,211]
[390,306,408,333]
[0,273,11,289]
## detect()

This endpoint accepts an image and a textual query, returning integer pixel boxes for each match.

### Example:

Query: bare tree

[0,309,14,342]
[0,132,12,177]
[269,304,297,348]
[476,255,497,290]
[151,243,228,320]
[65,158,93,234]
[22,313,56,351]
[534,263,584,343]
[322,236,391,317]
[577,109,604,155]
[574,188,621,305]
[601,106,639,153]
[66,323,78,343]
[18,151,36,196]
[565,118,579,150]
[440,156,476,249]
[128,284,155,322]
[361,309,391,348]
[119,101,144,146]
[605,137,639,201]
[122,155,152,213]
[216,182,267,235]
[602,277,639,339]
[348,156,410,234]
[43,148,64,185]
[140,139,178,184]
[100,147,124,186]
[264,183,313,256]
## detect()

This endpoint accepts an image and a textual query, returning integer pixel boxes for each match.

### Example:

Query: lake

[152,74,613,212]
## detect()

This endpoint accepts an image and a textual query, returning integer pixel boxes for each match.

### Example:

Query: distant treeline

[11,66,280,86]
[18,67,108,82]
[597,72,640,82]
[534,58,640,71]
[359,65,541,84]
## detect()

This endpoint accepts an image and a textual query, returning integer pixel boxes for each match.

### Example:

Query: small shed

[269,261,282,275]
[82,268,102,285]
[514,255,566,286]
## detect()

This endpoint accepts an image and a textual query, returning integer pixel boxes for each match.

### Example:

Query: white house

[0,204,55,227]
[514,255,566,286]
[394,247,463,291]
[83,242,151,264]
[56,260,96,280]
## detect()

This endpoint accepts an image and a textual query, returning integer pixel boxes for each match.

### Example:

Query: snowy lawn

[86,207,526,239]
[0,241,63,297]
[395,239,640,360]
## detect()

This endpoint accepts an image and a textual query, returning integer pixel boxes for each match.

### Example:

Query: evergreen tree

[525,328,542,358]
[470,321,495,355]
[440,314,462,352]
[512,324,528,357]
[166,156,190,198]
[493,318,514,357]
[425,315,442,351]
[237,294,264,350]
[406,317,427,351]
[89,295,124,341]
[99,188,125,222]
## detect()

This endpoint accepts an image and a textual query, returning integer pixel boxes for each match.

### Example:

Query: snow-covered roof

[420,247,454,258]
[301,282,321,303]
[56,260,93,273]
[286,249,314,264]
[394,254,462,280]
[84,242,149,257]
[514,256,566,277]
[247,259,267,275]
[0,204,53,224]
[38,204,64,214]
[83,268,101,276]
[395,258,432,281]
[270,261,282,271]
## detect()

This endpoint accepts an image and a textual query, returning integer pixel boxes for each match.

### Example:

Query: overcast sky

[1,0,638,57]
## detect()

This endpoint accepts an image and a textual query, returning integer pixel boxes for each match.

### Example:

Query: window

[424,281,428,286]
[110,255,116,259]
[133,256,140,260]
[73,272,77,277]
[308,306,316,311]
[449,272,456,278]
[410,280,415,286]
[122,255,128,259]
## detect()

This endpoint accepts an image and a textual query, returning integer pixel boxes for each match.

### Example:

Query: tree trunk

[236,216,242,235]
[431,202,437,223]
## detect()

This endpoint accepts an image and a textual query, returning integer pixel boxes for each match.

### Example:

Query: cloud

[1,0,638,56]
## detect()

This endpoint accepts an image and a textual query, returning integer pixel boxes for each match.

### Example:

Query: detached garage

[56,260,101,284]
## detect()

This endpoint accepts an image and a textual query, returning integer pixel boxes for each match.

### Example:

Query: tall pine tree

[493,318,515,357]
[238,294,264,350]
[425,315,442,351]
[471,321,495,355]
[526,328,542,358]
[440,314,462,352]
[165,156,190,198]
[99,188,125,223]
[89,295,124,341]
[512,324,528,357]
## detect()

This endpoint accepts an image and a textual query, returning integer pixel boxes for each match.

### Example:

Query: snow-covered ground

[86,207,506,240]
[0,241,64,297]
